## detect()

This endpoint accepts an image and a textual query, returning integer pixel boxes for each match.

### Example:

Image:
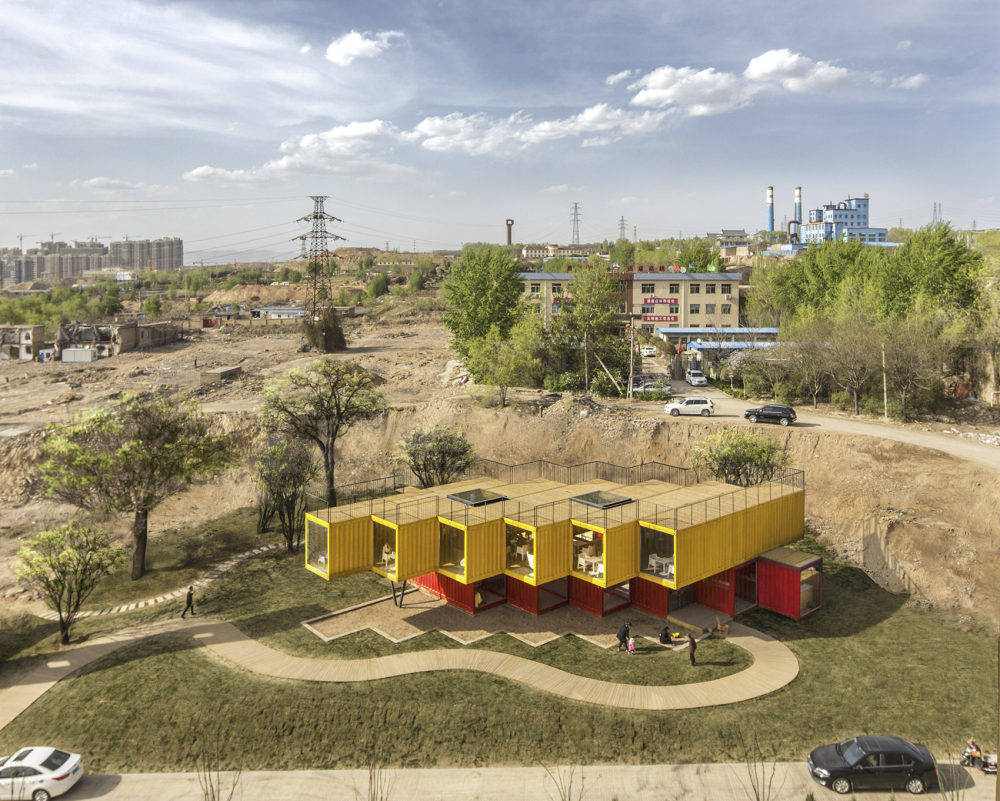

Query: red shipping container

[631,577,669,617]
[693,568,735,617]
[757,551,822,620]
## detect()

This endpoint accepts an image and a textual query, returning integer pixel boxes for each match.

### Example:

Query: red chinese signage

[642,297,678,304]
[643,315,678,322]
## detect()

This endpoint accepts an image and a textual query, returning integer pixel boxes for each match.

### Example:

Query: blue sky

[1,0,997,263]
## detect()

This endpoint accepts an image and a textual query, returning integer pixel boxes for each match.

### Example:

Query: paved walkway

[0,613,797,730]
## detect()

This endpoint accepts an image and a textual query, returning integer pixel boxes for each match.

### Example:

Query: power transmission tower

[618,216,627,240]
[570,203,581,246]
[295,195,345,320]
[632,224,637,243]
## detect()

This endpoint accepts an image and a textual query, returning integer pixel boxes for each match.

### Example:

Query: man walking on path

[687,633,697,666]
[616,621,631,652]
[182,586,196,618]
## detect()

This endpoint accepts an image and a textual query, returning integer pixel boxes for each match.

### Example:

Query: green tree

[677,239,716,271]
[783,312,832,408]
[261,360,385,507]
[409,269,426,291]
[442,244,525,358]
[883,311,943,420]
[553,265,622,388]
[39,393,234,580]
[399,426,476,488]
[251,439,320,553]
[465,318,543,407]
[367,272,389,298]
[826,281,882,415]
[302,306,346,353]
[609,238,635,268]
[15,522,127,644]
[691,429,791,488]
[97,286,123,317]
[142,295,162,316]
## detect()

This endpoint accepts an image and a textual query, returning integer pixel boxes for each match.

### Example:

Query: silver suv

[664,397,714,416]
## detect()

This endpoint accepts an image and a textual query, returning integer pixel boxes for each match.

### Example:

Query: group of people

[616,621,698,665]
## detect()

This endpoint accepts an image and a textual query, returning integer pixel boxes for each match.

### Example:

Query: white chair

[595,562,604,579]
[648,553,659,570]
[527,552,535,570]
[317,552,327,566]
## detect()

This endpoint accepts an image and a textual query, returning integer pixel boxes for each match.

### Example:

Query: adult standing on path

[181,586,196,618]
[617,621,631,652]
[687,634,697,666]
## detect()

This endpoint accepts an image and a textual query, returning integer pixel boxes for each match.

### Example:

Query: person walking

[687,633,697,666]
[182,585,196,618]
[627,636,636,655]
[616,621,631,652]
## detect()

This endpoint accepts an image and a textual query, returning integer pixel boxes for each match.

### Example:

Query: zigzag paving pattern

[0,612,798,730]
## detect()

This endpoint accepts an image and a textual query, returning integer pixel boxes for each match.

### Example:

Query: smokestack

[766,186,774,233]
[505,218,514,246]
[794,186,802,230]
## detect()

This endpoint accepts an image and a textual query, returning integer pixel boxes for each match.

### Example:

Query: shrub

[543,371,585,392]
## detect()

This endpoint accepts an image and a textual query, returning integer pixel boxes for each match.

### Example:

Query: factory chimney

[505,218,514,246]
[766,186,774,233]
[794,186,802,232]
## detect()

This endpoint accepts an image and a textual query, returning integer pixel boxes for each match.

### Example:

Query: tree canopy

[442,244,525,358]
[399,427,477,489]
[465,318,543,407]
[261,359,385,506]
[691,429,792,488]
[39,392,234,580]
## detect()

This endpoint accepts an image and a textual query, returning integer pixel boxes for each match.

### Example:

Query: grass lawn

[1,536,996,771]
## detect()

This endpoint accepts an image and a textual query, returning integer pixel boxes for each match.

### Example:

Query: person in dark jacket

[687,633,697,666]
[659,626,672,646]
[616,621,631,652]
[182,585,196,618]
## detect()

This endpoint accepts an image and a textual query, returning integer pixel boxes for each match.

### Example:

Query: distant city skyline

[1,0,996,264]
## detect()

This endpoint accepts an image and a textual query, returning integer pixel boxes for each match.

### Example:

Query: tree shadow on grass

[231,604,333,640]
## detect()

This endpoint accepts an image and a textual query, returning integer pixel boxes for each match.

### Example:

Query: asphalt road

[66,762,997,801]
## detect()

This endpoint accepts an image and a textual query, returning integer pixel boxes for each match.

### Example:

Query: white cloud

[891,73,928,89]
[605,69,634,86]
[629,66,754,115]
[0,168,13,176]
[325,30,403,66]
[184,119,413,182]
[299,43,311,55]
[76,176,151,191]
[542,184,569,194]
[897,40,912,50]
[22,163,37,169]
[413,111,533,155]
[744,49,849,92]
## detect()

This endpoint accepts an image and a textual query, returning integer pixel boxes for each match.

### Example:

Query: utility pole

[295,195,345,321]
[570,203,581,246]
[627,317,635,399]
[618,216,627,240]
[882,343,889,423]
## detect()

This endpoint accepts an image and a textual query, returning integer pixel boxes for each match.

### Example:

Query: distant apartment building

[111,237,183,271]
[799,195,888,244]
[520,268,742,332]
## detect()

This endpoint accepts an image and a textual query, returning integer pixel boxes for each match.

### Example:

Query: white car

[640,345,657,357]
[665,397,714,416]
[685,369,708,386]
[0,747,84,801]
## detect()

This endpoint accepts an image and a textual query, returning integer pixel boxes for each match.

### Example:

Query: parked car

[640,345,657,357]
[807,735,937,795]
[685,369,708,386]
[744,404,797,426]
[0,747,84,801]
[632,380,671,396]
[664,397,714,416]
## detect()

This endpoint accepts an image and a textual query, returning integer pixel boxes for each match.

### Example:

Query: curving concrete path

[0,617,797,731]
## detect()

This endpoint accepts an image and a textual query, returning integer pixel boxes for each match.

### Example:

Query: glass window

[641,283,655,293]
[705,304,716,315]
[668,283,679,293]
[689,284,700,294]
[721,283,732,294]
[668,305,679,314]
[705,284,716,294]
[530,283,540,293]
[552,283,562,294]
[721,304,731,315]
[689,304,700,314]
[641,305,655,313]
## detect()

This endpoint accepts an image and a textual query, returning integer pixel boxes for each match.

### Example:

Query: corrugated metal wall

[603,521,639,588]
[464,519,505,584]
[506,575,539,614]
[396,517,440,581]
[757,558,798,619]
[435,570,476,612]
[693,568,735,616]
[674,492,804,587]
[534,520,573,585]
[327,515,371,578]
[568,575,604,615]
[631,576,669,617]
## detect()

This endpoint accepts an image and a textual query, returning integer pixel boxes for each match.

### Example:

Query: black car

[744,404,796,426]
[807,735,938,795]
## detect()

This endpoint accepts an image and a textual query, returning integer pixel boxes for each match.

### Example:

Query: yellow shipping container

[463,518,506,584]
[395,517,440,581]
